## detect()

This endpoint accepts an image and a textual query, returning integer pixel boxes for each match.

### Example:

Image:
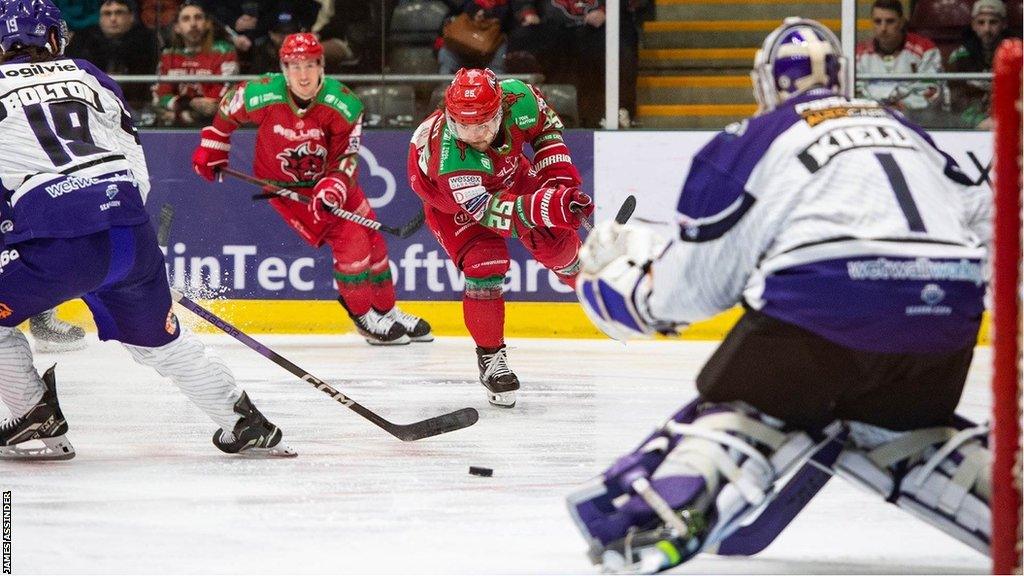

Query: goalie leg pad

[567,399,843,573]
[123,328,242,431]
[834,418,991,555]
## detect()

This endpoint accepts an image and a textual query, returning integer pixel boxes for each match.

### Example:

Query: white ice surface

[0,334,991,574]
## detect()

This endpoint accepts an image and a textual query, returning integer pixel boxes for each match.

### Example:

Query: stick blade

[157,203,175,247]
[392,407,479,441]
[614,195,637,225]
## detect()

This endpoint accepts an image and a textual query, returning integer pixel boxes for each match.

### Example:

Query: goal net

[990,37,1023,576]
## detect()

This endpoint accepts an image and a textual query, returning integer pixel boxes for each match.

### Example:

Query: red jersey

[210,74,364,190]
[408,79,579,237]
[154,40,238,110]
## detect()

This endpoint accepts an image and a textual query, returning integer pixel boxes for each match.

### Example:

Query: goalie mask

[751,17,847,113]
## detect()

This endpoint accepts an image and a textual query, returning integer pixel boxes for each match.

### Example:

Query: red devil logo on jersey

[277,142,328,182]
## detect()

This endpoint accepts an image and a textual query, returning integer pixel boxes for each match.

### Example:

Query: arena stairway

[637,0,872,129]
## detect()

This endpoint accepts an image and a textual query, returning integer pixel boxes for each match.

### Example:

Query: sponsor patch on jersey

[0,80,102,121]
[448,175,482,190]
[223,88,245,115]
[272,124,324,141]
[0,302,11,319]
[248,92,284,108]
[0,61,78,79]
[0,220,11,233]
[797,125,916,173]
[800,105,888,127]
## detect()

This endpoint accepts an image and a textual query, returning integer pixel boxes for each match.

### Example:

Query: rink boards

[53,129,993,340]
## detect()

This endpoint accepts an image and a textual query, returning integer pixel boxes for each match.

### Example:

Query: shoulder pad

[499,79,540,130]
[242,74,288,111]
[318,79,363,123]
[438,124,494,176]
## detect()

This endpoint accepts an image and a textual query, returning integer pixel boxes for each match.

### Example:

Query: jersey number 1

[875,152,926,233]
[26,101,108,167]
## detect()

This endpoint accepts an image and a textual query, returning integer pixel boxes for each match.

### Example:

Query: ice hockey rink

[1,331,992,574]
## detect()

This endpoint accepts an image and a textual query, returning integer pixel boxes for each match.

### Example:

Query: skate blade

[409,333,435,343]
[488,391,517,408]
[235,442,298,458]
[33,339,88,353]
[365,335,411,346]
[0,435,76,461]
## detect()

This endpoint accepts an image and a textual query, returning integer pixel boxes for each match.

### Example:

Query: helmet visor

[446,107,502,144]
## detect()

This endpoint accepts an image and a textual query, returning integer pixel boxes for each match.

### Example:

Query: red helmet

[279,33,323,63]
[445,68,502,124]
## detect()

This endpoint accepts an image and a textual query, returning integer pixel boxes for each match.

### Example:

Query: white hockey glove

[576,221,674,341]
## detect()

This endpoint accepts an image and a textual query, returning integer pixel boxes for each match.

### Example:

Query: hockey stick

[219,167,425,239]
[171,290,479,441]
[577,194,637,232]
[156,203,478,441]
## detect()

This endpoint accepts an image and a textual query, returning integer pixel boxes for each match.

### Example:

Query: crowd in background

[51,0,1018,129]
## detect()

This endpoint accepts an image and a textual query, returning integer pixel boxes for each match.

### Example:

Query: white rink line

[1,335,991,574]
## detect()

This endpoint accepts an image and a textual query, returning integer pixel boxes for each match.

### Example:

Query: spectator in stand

[55,0,102,31]
[248,11,303,74]
[138,0,180,30]
[199,0,320,54]
[153,1,238,126]
[948,0,1020,128]
[315,0,385,73]
[508,0,647,128]
[66,0,158,113]
[855,0,944,118]
[437,0,512,74]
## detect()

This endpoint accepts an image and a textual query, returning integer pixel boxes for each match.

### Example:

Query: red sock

[371,276,397,312]
[338,282,373,317]
[463,294,504,348]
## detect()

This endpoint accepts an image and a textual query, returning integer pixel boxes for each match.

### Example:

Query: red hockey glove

[192,126,231,182]
[310,176,349,223]
[530,186,594,230]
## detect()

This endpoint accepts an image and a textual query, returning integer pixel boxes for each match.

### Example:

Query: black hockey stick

[220,167,425,239]
[578,194,637,232]
[170,290,479,441]
[155,203,477,441]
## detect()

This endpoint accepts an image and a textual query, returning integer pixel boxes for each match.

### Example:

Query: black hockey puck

[469,466,493,477]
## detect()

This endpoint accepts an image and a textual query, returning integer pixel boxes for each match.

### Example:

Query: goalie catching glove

[192,126,231,182]
[310,176,349,223]
[575,221,678,341]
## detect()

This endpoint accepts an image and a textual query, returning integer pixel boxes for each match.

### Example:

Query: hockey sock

[0,327,45,418]
[369,268,397,313]
[335,270,373,317]
[463,277,505,349]
[123,328,242,431]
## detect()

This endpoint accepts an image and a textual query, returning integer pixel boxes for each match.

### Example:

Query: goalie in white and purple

[571,18,992,573]
[0,0,294,459]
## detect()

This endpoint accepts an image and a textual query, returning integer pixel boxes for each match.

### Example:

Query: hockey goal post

[991,37,1023,576]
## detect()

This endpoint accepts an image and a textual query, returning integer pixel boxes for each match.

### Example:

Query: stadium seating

[356,85,417,128]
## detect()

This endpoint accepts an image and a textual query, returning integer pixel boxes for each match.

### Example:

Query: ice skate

[476,345,519,408]
[0,365,76,460]
[30,309,87,353]
[383,307,433,342]
[351,308,410,346]
[212,392,297,458]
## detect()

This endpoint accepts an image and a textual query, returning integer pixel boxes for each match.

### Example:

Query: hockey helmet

[0,0,67,58]
[279,32,323,63]
[751,17,848,113]
[445,68,503,143]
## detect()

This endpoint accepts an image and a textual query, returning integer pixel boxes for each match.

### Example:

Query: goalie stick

[220,167,425,239]
[155,203,479,441]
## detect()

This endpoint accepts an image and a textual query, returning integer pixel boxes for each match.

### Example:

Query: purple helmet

[0,0,66,58]
[751,17,848,113]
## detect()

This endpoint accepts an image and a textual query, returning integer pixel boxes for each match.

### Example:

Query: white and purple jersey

[0,58,150,244]
[649,89,990,354]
